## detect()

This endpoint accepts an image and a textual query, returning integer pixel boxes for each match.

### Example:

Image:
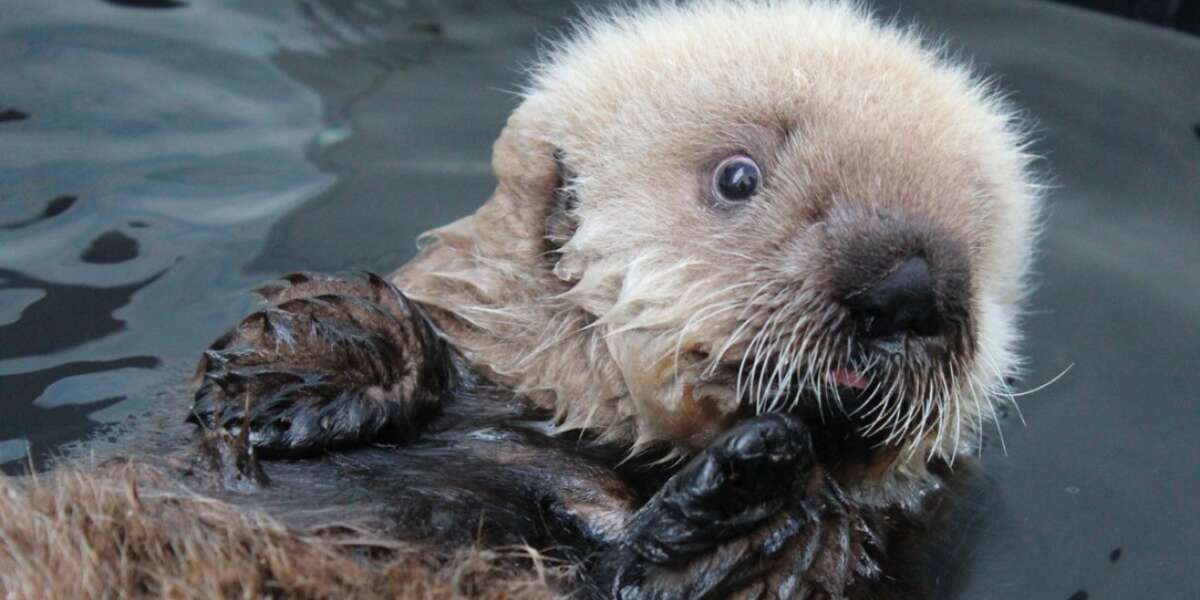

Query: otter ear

[492,108,561,202]
[394,105,573,309]
[544,150,580,253]
[457,107,570,261]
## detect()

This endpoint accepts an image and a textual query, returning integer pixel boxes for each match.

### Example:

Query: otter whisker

[974,350,1028,434]
[973,373,1007,457]
[753,311,790,411]
[969,367,989,458]
[905,372,937,451]
[931,367,954,461]
[737,308,775,410]
[814,335,839,419]
[974,374,1002,447]
[752,300,795,407]
[948,362,969,464]
[915,371,938,444]
[707,282,775,376]
[897,381,929,460]
[892,377,923,448]
[793,309,828,397]
[862,371,905,439]
[881,377,914,446]
[766,316,807,402]
[1001,362,1073,400]
[853,364,897,421]
[846,362,885,418]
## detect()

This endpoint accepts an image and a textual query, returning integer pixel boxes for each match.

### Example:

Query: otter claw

[188,272,449,457]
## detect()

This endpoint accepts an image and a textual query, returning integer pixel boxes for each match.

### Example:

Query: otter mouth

[688,294,975,450]
[831,367,870,392]
[701,347,937,446]
[736,362,925,456]
[778,368,875,422]
[701,356,877,419]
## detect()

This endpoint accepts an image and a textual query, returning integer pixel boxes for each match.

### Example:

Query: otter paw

[188,272,449,457]
[628,413,811,565]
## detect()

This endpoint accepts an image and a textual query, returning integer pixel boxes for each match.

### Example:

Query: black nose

[846,256,941,339]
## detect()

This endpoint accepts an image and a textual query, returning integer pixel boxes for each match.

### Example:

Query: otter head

[402,1,1039,492]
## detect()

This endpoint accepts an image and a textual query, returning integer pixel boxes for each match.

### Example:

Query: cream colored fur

[394,0,1039,488]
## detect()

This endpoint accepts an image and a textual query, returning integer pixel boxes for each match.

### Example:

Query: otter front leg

[591,414,813,599]
[189,272,453,457]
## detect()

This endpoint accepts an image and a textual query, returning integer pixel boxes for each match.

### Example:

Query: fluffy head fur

[396,0,1039,493]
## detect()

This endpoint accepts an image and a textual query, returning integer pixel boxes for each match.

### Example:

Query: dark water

[0,0,1196,597]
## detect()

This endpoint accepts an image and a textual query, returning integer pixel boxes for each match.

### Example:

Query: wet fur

[2,267,970,597]
[179,270,966,598]
[1,373,964,599]
[0,461,564,599]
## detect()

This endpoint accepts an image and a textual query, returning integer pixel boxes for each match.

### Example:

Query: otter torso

[189,269,967,598]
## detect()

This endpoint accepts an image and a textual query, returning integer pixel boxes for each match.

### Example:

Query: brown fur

[0,460,565,599]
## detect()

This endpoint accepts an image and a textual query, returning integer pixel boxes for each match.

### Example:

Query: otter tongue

[831,368,869,390]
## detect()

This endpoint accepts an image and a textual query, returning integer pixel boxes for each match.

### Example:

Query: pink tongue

[832,368,870,390]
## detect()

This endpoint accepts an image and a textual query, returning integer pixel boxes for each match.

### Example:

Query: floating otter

[184,1,1039,597]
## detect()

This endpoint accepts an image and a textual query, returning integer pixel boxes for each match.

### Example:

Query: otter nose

[846,257,941,339]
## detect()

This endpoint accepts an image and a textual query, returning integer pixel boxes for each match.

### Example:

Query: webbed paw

[188,272,449,457]
[628,413,811,565]
[588,414,813,599]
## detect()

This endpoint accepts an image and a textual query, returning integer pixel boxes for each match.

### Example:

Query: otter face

[520,1,1039,463]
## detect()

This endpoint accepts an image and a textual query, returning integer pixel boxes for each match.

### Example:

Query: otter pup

[190,1,1039,597]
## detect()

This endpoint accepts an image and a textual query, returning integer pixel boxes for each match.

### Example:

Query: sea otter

[189,1,1039,597]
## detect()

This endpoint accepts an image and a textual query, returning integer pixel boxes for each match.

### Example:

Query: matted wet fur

[0,461,564,599]
[4,1,1040,598]
[159,272,970,598]
[1,396,969,599]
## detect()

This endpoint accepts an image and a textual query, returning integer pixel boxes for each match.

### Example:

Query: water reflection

[0,0,332,470]
[0,108,29,122]
[0,268,164,360]
[80,230,140,264]
[249,0,574,274]
[1,195,76,230]
[0,356,159,473]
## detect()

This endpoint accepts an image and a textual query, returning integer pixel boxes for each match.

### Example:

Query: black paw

[188,272,450,457]
[628,414,811,565]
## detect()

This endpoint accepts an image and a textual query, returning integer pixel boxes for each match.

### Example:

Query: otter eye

[713,154,761,202]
